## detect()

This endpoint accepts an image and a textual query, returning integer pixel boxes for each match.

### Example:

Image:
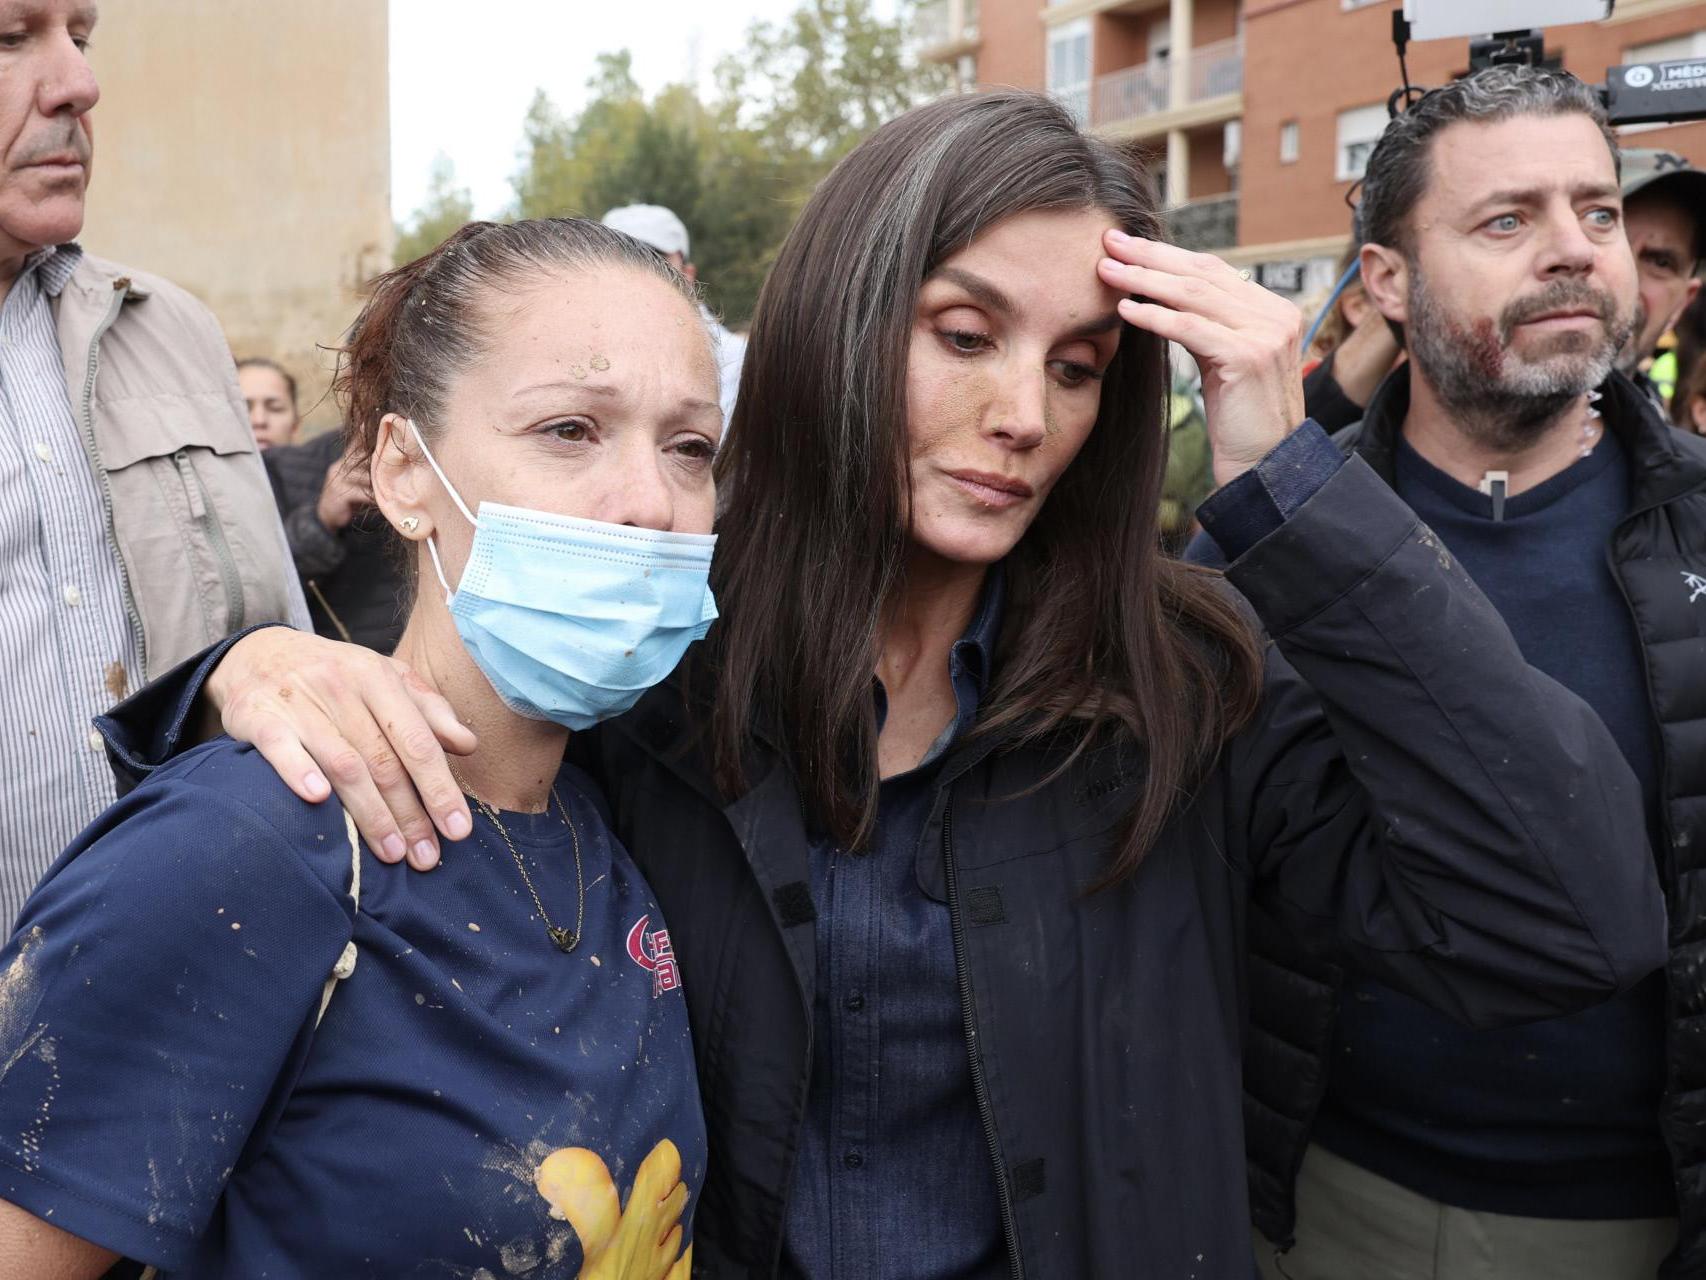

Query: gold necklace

[450,767,585,954]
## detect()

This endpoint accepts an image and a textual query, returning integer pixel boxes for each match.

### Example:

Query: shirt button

[842,1150,864,1170]
[844,992,865,1013]
[32,442,51,463]
[62,584,82,607]
[86,729,102,751]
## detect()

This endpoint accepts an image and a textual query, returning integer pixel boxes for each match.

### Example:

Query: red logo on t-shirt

[626,915,680,997]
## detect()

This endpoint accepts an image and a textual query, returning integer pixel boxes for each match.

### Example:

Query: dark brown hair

[1671,290,1706,432]
[335,218,702,470]
[707,91,1263,884]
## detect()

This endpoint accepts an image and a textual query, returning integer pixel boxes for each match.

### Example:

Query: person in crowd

[0,1,308,934]
[1158,346,1213,552]
[263,423,408,652]
[1302,240,1404,431]
[1677,355,1706,434]
[1669,292,1706,434]
[0,218,711,1277]
[236,355,301,450]
[1303,144,1704,436]
[94,91,1663,1278]
[1189,68,1706,1279]
[602,203,745,424]
[1613,148,1705,411]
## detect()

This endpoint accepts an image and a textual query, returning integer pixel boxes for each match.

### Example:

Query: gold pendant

[548,926,579,954]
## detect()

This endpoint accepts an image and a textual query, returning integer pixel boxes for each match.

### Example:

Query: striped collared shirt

[0,243,141,930]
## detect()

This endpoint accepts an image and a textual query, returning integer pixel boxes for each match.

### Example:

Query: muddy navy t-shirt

[0,739,704,1278]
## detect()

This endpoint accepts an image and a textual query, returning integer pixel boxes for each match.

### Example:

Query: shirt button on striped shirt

[0,243,141,931]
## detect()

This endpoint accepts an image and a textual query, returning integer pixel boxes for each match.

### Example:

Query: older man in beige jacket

[0,0,308,929]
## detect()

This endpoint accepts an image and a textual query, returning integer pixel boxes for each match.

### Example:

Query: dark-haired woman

[85,93,1661,1277]
[0,221,714,1278]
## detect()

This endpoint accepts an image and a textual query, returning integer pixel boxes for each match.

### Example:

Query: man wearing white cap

[602,203,746,427]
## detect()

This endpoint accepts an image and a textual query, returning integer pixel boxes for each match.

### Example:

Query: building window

[1048,19,1092,125]
[1150,17,1172,64]
[1223,120,1242,169]
[1626,30,1706,63]
[1279,120,1300,164]
[1335,103,1387,181]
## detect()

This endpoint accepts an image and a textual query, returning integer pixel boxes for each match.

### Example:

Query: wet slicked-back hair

[706,91,1263,885]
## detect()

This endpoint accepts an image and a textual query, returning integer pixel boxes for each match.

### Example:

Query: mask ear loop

[404,417,478,605]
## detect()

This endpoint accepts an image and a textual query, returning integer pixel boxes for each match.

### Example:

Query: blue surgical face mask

[407,419,718,731]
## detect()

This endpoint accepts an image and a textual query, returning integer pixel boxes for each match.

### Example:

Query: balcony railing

[1088,37,1243,128]
[1189,37,1244,100]
[914,0,979,51]
[1092,62,1166,124]
[1163,193,1238,251]
[915,0,951,48]
[1057,85,1091,126]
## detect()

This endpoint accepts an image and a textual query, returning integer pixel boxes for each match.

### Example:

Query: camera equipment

[1301,0,1705,352]
[1393,0,1706,126]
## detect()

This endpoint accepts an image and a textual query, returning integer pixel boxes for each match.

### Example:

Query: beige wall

[79,0,391,433]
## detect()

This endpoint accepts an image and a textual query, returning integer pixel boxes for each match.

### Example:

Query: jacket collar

[1348,363,1706,516]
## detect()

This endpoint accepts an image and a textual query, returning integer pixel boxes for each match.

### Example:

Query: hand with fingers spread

[205,626,475,868]
[1097,229,1308,487]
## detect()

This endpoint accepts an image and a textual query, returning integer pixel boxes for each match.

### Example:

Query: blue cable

[1301,258,1362,354]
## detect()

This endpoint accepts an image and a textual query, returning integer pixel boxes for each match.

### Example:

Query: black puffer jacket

[1230,370,1706,1278]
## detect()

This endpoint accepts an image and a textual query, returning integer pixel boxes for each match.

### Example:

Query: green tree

[504,0,945,324]
[717,0,947,163]
[393,153,475,265]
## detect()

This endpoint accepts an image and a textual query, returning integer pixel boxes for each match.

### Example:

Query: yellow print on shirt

[535,1138,692,1280]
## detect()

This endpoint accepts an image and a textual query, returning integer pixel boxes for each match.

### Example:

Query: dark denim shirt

[781,571,1010,1280]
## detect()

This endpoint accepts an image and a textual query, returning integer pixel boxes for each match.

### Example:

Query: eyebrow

[511,380,719,422]
[932,266,1015,315]
[931,266,1121,340]
[1467,182,1622,216]
[511,379,619,400]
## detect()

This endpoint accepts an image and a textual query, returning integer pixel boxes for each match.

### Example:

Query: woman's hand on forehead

[1097,230,1308,488]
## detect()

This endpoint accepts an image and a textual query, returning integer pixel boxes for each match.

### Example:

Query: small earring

[400,516,420,534]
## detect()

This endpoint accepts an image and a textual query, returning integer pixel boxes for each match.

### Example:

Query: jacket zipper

[79,280,147,674]
[172,448,246,633]
[941,792,1024,1280]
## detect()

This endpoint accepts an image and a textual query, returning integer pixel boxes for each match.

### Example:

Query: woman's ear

[1358,243,1409,330]
[372,413,432,541]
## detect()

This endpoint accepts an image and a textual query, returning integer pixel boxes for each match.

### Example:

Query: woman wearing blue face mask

[0,219,715,1278]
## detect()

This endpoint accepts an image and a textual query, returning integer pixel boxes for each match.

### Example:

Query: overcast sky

[389,0,831,225]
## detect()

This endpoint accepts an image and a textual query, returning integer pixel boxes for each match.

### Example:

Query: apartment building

[917,0,1706,297]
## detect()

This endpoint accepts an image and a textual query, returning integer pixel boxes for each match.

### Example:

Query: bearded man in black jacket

[1193,66,1706,1280]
